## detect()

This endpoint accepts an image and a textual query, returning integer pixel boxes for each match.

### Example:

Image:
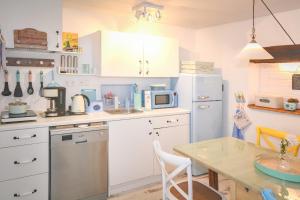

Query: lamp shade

[240,39,274,59]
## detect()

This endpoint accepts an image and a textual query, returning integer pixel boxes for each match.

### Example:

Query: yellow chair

[256,126,300,157]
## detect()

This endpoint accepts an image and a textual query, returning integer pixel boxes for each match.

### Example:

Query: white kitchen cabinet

[109,114,189,187]
[109,118,154,186]
[0,127,49,200]
[153,125,190,175]
[0,173,48,200]
[100,31,179,77]
[0,0,62,51]
[0,143,48,182]
[101,31,143,77]
[0,127,48,149]
[143,35,179,77]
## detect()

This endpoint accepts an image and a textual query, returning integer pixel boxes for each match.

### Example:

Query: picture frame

[0,30,6,70]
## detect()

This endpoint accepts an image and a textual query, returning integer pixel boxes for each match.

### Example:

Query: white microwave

[144,90,178,109]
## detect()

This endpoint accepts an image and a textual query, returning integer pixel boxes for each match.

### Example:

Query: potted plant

[279,138,290,170]
[284,98,299,111]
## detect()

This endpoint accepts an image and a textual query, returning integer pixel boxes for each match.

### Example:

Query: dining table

[174,137,300,200]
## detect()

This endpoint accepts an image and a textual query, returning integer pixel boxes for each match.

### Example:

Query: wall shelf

[250,58,300,64]
[248,104,300,116]
[250,44,300,64]
[6,47,57,54]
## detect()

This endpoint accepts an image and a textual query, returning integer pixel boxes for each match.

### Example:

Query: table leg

[208,169,219,190]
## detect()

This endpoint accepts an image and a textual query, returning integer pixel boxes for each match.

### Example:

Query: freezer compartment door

[192,75,222,101]
[192,101,222,142]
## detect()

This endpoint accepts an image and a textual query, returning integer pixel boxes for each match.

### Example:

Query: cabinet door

[101,31,143,77]
[143,35,179,77]
[0,0,62,51]
[109,118,153,186]
[154,125,190,175]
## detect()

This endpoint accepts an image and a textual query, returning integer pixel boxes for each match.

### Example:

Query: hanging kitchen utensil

[47,70,61,87]
[27,70,34,95]
[2,70,11,96]
[39,71,44,96]
[14,70,23,97]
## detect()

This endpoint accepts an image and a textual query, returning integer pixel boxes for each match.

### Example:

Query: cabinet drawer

[0,173,48,200]
[0,127,48,148]
[0,143,48,181]
[151,114,189,129]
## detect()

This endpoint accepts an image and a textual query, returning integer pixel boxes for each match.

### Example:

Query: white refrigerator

[173,73,223,175]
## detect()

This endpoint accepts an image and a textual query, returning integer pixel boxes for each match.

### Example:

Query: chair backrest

[256,126,300,156]
[153,140,193,200]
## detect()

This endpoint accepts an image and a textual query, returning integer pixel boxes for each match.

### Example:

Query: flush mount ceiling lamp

[132,1,164,22]
[242,0,296,60]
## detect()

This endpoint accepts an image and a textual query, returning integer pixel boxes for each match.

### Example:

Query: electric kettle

[71,94,90,113]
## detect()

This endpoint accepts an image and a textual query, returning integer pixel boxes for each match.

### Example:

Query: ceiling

[63,0,300,29]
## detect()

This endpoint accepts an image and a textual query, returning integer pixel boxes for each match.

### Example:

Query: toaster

[255,95,283,108]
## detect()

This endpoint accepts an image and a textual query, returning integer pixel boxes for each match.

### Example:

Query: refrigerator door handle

[198,105,210,109]
[197,96,210,100]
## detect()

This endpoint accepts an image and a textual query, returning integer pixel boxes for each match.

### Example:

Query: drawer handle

[13,134,37,140]
[14,158,37,165]
[166,120,177,123]
[14,189,37,198]
[198,105,210,109]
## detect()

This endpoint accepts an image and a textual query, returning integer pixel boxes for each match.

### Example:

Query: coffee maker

[43,87,66,117]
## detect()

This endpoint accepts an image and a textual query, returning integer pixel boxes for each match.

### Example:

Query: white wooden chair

[153,140,226,200]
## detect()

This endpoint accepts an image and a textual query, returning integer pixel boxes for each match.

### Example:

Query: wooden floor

[109,175,234,200]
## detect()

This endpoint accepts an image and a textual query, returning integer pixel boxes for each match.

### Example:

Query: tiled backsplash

[258,64,300,99]
[0,67,170,112]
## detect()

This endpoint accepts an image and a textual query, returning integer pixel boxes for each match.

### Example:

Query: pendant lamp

[241,0,273,59]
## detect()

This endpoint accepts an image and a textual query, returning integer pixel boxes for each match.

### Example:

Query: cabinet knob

[146,70,149,75]
[145,60,149,64]
[149,120,152,124]
[156,132,159,136]
[149,132,152,135]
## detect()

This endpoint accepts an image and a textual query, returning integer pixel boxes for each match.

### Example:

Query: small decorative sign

[62,32,78,52]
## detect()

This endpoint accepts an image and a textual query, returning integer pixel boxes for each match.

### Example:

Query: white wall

[196,9,300,142]
[0,5,197,112]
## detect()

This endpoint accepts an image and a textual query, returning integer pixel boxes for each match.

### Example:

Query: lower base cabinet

[109,114,190,187]
[0,173,48,200]
[236,183,263,200]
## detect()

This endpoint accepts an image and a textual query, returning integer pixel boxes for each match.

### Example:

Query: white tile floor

[109,175,235,200]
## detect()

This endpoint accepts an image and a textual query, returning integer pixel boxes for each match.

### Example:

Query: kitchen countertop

[0,108,190,131]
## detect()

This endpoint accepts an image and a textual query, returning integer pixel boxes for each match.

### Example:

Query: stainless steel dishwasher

[50,122,108,200]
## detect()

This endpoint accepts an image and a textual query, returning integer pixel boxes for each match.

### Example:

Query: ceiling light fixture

[132,1,163,22]
[242,0,296,59]
[241,0,273,59]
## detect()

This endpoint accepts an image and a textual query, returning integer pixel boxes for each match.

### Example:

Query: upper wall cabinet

[100,31,179,77]
[0,0,62,51]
